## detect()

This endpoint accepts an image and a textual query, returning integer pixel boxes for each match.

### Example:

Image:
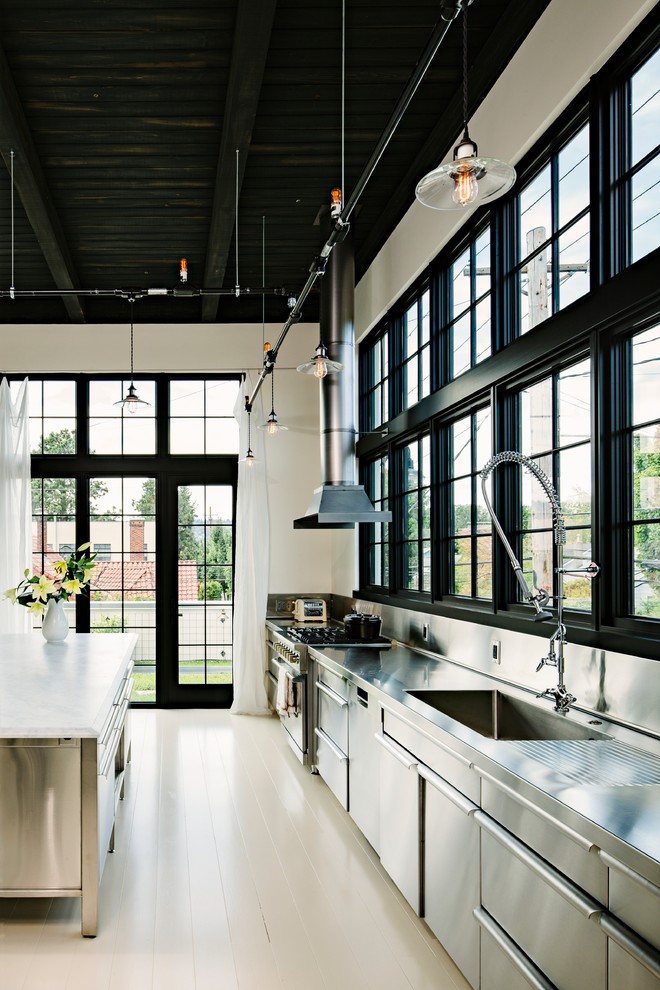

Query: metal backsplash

[329,595,660,739]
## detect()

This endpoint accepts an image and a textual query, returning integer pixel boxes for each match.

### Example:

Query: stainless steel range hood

[294,217,392,530]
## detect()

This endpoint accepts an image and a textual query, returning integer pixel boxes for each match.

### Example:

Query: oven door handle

[276,658,306,683]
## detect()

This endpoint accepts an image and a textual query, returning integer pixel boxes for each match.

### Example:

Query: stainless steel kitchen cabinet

[314,661,350,809]
[376,731,420,913]
[347,683,380,852]
[422,764,480,989]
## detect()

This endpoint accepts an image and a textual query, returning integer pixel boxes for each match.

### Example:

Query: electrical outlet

[492,641,501,664]
[276,599,293,613]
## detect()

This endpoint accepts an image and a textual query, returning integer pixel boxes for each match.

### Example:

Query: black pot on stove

[343,612,362,637]
[360,615,382,640]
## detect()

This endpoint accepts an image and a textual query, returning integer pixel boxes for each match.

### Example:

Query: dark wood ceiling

[0,0,550,326]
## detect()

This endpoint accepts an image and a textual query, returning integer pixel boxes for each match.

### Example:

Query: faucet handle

[536,657,547,673]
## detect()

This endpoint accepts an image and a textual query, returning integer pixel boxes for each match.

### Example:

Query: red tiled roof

[31,554,199,601]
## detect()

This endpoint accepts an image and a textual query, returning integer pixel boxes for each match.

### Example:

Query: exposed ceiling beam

[0,42,85,323]
[202,0,278,322]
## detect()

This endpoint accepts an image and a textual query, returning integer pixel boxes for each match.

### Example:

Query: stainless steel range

[265,624,390,766]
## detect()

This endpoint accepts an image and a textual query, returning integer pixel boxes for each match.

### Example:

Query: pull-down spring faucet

[480,451,600,713]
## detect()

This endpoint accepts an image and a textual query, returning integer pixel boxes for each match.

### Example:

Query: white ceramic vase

[42,598,69,642]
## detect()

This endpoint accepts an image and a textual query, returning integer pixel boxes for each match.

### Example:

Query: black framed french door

[161,465,237,707]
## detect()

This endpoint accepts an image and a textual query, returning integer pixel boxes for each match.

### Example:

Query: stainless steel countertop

[288,635,660,884]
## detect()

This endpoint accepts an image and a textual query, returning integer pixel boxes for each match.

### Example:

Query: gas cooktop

[283,625,391,648]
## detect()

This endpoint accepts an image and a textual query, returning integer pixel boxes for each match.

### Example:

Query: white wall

[1,319,337,594]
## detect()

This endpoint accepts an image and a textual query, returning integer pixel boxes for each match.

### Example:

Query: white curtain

[230,373,271,715]
[0,378,31,634]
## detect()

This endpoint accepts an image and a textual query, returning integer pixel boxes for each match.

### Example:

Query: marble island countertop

[304,640,660,883]
[0,632,138,738]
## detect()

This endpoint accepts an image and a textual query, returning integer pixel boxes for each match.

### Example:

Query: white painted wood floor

[0,710,472,990]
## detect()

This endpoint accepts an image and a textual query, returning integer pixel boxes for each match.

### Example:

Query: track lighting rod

[0,285,292,300]
[246,2,460,411]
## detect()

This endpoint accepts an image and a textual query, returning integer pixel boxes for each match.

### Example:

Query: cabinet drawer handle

[473,908,557,990]
[475,810,603,920]
[597,849,660,899]
[474,764,597,853]
[374,731,418,771]
[599,913,660,979]
[418,764,478,816]
[314,727,348,763]
[380,702,472,768]
[316,681,348,708]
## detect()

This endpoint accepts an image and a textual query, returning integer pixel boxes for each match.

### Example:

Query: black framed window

[515,356,593,613]
[396,434,431,594]
[628,325,660,618]
[516,122,590,336]
[362,455,390,589]
[445,407,492,599]
[401,288,431,410]
[449,226,492,378]
[169,379,239,454]
[361,328,390,432]
[30,476,77,632]
[11,379,77,454]
[89,379,157,454]
[625,46,660,265]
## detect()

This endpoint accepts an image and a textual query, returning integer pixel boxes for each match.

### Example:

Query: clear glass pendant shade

[297,342,343,379]
[415,152,516,210]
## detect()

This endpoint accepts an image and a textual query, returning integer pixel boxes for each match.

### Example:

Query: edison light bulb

[127,398,138,415]
[266,415,279,435]
[314,354,328,379]
[452,165,479,207]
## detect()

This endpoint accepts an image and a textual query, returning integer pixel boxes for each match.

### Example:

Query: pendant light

[297,339,343,379]
[259,366,288,434]
[114,298,150,413]
[415,0,516,211]
[241,405,255,465]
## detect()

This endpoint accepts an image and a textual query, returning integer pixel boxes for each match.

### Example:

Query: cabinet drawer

[605,855,660,951]
[479,816,607,990]
[382,707,478,803]
[476,908,558,990]
[481,777,607,902]
[316,681,349,753]
[316,663,349,701]
[608,938,660,990]
[377,732,420,914]
[315,727,348,810]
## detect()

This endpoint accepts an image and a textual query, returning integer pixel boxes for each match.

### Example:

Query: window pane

[421,290,431,344]
[522,454,554,529]
[171,418,205,454]
[206,418,239,455]
[89,418,122,455]
[41,420,76,453]
[452,417,471,478]
[420,346,431,400]
[520,246,553,334]
[205,379,239,416]
[634,427,660,521]
[90,380,123,413]
[43,380,76,416]
[170,380,204,416]
[558,215,590,310]
[452,249,471,320]
[563,527,593,611]
[631,48,660,168]
[452,538,472,596]
[558,358,591,445]
[474,228,491,299]
[521,378,553,455]
[404,302,418,357]
[475,536,493,599]
[404,542,419,590]
[451,478,471,536]
[452,313,471,378]
[475,295,491,364]
[123,417,157,455]
[560,445,591,525]
[558,125,589,228]
[405,355,418,408]
[520,164,551,259]
[632,156,660,263]
[632,325,660,424]
[633,521,660,617]
[475,407,492,471]
[522,529,553,602]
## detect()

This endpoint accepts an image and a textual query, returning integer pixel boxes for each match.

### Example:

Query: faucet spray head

[533,610,553,622]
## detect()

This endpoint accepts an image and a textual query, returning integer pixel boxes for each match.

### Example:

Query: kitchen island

[0,632,136,936]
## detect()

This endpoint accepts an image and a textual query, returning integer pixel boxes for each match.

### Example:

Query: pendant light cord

[129,297,135,379]
[341,0,345,198]
[10,149,15,298]
[235,148,240,295]
[461,0,469,133]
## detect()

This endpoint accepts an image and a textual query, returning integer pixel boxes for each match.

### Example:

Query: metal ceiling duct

[293,219,392,530]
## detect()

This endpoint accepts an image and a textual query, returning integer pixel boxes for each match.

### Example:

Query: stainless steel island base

[0,633,135,937]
